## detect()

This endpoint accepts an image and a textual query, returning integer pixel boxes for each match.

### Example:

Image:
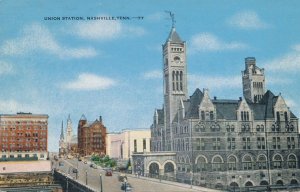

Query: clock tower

[163,26,188,151]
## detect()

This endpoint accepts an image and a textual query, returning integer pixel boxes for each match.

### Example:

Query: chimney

[239,97,242,101]
[214,96,217,100]
[99,116,102,123]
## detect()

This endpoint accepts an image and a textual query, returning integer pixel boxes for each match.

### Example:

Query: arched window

[256,125,260,132]
[180,71,183,91]
[288,154,297,168]
[196,156,207,172]
[273,154,283,169]
[257,155,267,169]
[242,155,253,170]
[212,156,223,171]
[261,124,264,132]
[176,71,179,91]
[228,156,237,171]
[172,71,175,91]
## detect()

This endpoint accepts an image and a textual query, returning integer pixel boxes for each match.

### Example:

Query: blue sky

[1,0,300,152]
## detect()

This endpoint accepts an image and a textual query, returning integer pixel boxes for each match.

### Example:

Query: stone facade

[145,25,300,190]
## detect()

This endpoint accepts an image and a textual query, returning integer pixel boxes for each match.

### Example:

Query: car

[90,164,97,169]
[83,161,87,164]
[72,168,78,173]
[105,170,112,176]
[58,162,64,166]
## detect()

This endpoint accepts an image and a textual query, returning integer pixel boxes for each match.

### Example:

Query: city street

[53,158,219,192]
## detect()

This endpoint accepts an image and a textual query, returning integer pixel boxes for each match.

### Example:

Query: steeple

[60,121,64,140]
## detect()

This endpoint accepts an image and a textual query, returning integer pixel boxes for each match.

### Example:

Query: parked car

[105,169,112,176]
[90,164,97,169]
[58,162,64,166]
[72,168,78,173]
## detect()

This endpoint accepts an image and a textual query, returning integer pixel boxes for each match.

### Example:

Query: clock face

[174,56,181,63]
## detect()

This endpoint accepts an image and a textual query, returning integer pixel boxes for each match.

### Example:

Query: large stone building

[77,115,106,156]
[133,25,300,190]
[0,112,48,160]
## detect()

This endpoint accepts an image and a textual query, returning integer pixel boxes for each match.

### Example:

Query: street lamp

[124,178,127,192]
[100,174,103,192]
[86,170,88,185]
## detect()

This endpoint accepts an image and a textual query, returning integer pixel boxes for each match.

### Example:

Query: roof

[185,88,203,118]
[182,89,298,121]
[166,27,182,43]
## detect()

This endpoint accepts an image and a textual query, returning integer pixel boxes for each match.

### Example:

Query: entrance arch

[291,179,298,185]
[230,182,239,187]
[164,162,174,173]
[260,180,268,186]
[245,181,253,187]
[149,162,160,175]
[276,180,284,186]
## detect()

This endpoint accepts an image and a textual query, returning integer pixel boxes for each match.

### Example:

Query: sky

[1,0,300,152]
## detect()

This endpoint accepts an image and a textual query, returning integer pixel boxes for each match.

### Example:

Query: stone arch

[185,155,191,164]
[230,182,239,187]
[212,155,224,163]
[288,153,297,168]
[273,153,283,161]
[227,154,238,162]
[162,160,176,174]
[291,179,298,185]
[242,154,253,162]
[260,180,269,186]
[147,161,162,175]
[276,180,284,186]
[195,155,208,164]
[245,181,254,187]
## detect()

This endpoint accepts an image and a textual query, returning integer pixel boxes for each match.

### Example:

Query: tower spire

[165,11,176,29]
[60,120,64,140]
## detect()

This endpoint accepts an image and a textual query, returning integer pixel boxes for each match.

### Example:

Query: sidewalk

[126,173,222,192]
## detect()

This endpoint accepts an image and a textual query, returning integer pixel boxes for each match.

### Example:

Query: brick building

[0,112,48,160]
[77,115,106,156]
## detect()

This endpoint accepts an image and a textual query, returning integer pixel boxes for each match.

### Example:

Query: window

[287,137,295,149]
[228,156,237,171]
[241,111,250,121]
[212,156,223,171]
[210,111,214,121]
[276,112,280,122]
[196,156,207,172]
[213,138,221,150]
[196,138,205,150]
[273,154,283,169]
[201,111,205,120]
[242,155,253,170]
[288,154,297,169]
[258,155,267,169]
[272,137,281,149]
[243,137,251,150]
[227,138,235,150]
[143,139,146,150]
[134,139,137,152]
[257,137,265,149]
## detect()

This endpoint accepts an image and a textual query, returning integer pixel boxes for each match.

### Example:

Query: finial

[165,11,176,28]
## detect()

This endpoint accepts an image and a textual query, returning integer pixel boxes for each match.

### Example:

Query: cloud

[190,33,247,52]
[142,70,162,79]
[227,11,269,29]
[62,73,117,91]
[0,61,14,75]
[189,74,241,89]
[264,44,300,72]
[147,12,165,21]
[1,23,97,59]
[72,16,145,40]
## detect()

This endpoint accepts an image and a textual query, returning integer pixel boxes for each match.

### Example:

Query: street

[53,157,219,192]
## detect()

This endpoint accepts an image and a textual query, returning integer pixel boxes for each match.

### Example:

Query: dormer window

[241,111,249,121]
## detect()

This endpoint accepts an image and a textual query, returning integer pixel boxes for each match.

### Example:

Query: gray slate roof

[167,28,182,43]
